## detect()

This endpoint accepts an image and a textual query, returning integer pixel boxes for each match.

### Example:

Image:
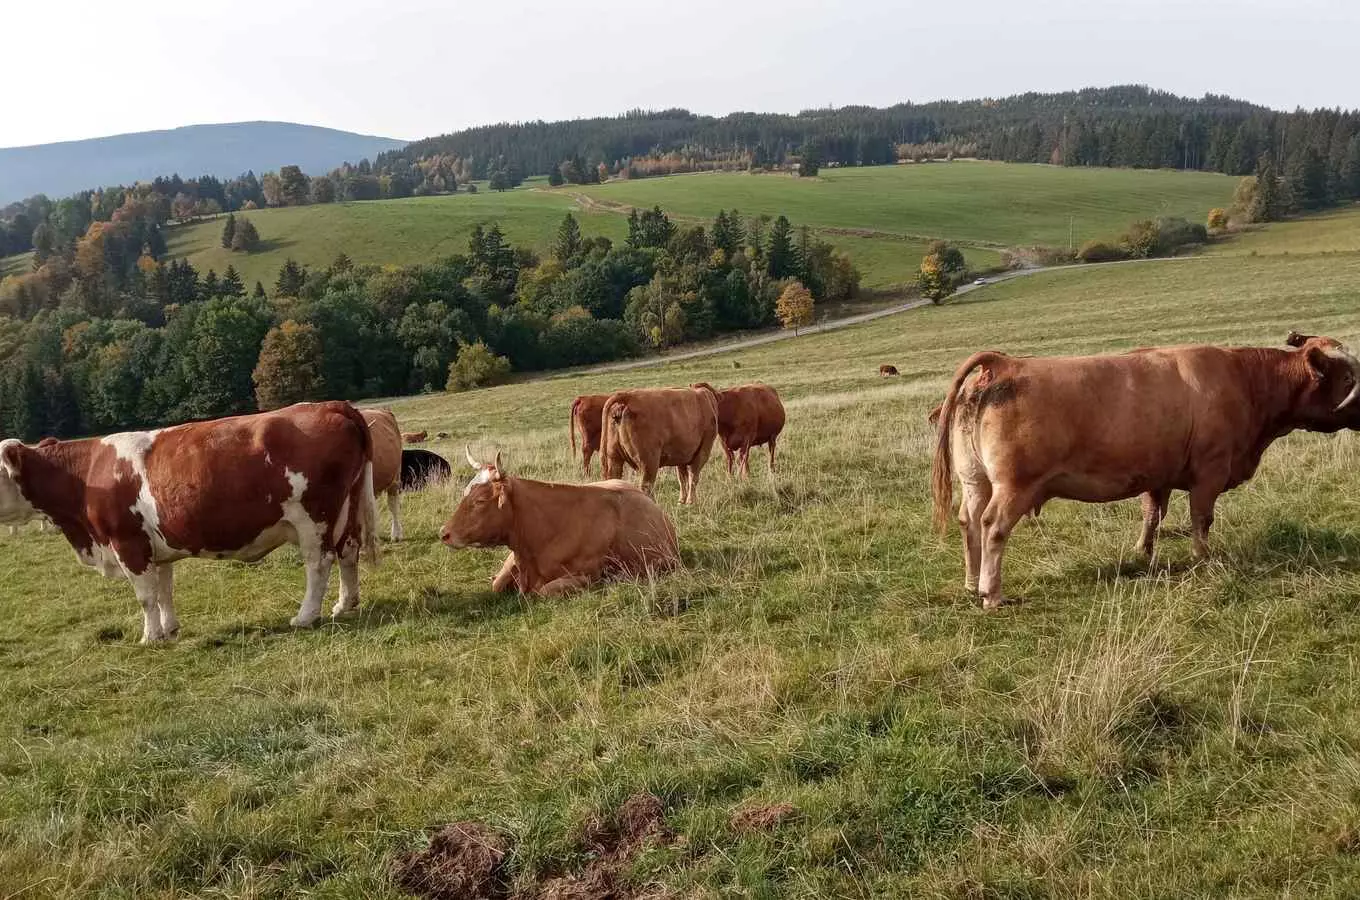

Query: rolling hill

[167,162,1235,290]
[0,122,406,204]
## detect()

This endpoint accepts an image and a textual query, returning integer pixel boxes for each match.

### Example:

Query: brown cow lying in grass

[932,334,1360,609]
[440,449,679,596]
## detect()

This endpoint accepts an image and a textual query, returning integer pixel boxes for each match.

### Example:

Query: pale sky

[3,0,1355,149]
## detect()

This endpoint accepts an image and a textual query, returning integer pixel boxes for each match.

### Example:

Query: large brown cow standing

[569,393,611,475]
[932,336,1360,609]
[441,450,679,595]
[601,386,718,504]
[361,408,405,541]
[691,382,786,477]
[0,402,379,641]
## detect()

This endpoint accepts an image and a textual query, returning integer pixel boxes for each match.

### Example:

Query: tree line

[0,201,859,440]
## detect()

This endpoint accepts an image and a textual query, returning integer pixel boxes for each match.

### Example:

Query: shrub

[1076,240,1127,263]
[1206,208,1228,231]
[1152,217,1207,255]
[446,340,511,392]
[1120,220,1158,259]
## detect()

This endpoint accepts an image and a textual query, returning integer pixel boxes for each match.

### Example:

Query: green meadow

[5,210,1360,896]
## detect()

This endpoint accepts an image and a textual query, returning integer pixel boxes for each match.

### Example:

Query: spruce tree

[220,213,236,249]
[553,213,583,263]
[766,215,796,279]
[221,266,245,298]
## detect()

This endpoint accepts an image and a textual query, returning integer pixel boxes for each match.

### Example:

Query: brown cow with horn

[691,382,786,477]
[601,386,718,503]
[569,393,611,476]
[441,449,679,595]
[932,334,1360,609]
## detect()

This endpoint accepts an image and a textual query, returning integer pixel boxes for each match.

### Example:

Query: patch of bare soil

[391,821,513,900]
[729,802,798,833]
[535,793,674,900]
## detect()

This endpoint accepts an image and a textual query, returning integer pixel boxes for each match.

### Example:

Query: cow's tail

[337,402,381,565]
[932,351,1006,534]
[569,397,581,458]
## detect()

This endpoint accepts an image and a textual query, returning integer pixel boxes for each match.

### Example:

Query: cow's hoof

[289,614,320,628]
[981,595,1015,611]
[331,601,359,617]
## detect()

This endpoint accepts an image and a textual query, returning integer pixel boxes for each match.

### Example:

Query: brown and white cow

[440,449,679,596]
[691,382,786,477]
[601,386,718,503]
[879,364,900,377]
[0,401,379,641]
[361,408,405,541]
[932,336,1360,609]
[569,393,611,476]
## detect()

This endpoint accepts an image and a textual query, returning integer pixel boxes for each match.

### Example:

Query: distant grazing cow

[601,386,718,503]
[401,449,452,490]
[0,402,379,641]
[361,408,405,541]
[441,449,679,595]
[879,365,899,377]
[436,432,450,440]
[932,336,1360,609]
[402,431,428,445]
[569,393,611,475]
[691,382,786,476]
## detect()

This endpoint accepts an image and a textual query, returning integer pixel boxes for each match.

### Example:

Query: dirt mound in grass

[536,792,674,899]
[392,794,674,900]
[729,802,798,833]
[391,821,512,900]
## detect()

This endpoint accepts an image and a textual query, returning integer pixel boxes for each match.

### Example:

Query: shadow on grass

[1249,520,1360,569]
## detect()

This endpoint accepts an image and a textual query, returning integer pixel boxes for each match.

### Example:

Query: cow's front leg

[1187,484,1221,561]
[129,568,166,644]
[491,553,520,593]
[156,563,179,638]
[293,552,334,627]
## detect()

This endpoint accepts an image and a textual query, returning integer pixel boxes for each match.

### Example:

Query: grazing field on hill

[0,251,31,278]
[577,161,1237,249]
[165,191,630,288]
[160,162,1226,293]
[9,217,1360,896]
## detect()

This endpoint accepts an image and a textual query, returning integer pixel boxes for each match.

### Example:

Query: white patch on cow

[101,430,168,555]
[233,468,316,562]
[463,467,493,497]
[75,542,126,578]
[0,439,37,524]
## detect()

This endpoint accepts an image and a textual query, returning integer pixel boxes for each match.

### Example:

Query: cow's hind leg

[1136,489,1172,559]
[293,552,334,628]
[977,485,1035,610]
[156,563,179,638]
[387,487,403,542]
[768,437,778,473]
[724,445,735,477]
[332,550,360,618]
[676,465,692,504]
[538,573,596,597]
[129,568,166,644]
[959,480,991,594]
[740,441,752,478]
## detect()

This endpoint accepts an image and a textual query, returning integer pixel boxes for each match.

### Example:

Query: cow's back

[143,402,369,557]
[961,347,1254,496]
[610,388,716,465]
[361,408,402,494]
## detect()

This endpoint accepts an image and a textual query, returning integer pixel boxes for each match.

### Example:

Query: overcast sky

[4,0,1355,149]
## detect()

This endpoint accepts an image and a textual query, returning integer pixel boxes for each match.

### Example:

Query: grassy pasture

[576,162,1237,249]
[6,205,1360,896]
[161,162,1231,293]
[0,251,32,278]
[1205,204,1360,258]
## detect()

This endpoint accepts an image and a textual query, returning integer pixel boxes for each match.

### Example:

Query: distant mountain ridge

[0,122,407,204]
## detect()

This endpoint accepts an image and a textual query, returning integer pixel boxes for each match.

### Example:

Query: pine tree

[252,281,267,299]
[201,269,222,298]
[553,213,583,263]
[1288,146,1330,210]
[766,215,796,278]
[548,165,565,187]
[221,266,245,298]
[1344,136,1360,201]
[275,258,306,297]
[1251,156,1282,223]
[230,217,260,252]
[220,213,237,249]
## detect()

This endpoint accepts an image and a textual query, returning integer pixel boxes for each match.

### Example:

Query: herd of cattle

[0,331,1357,641]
